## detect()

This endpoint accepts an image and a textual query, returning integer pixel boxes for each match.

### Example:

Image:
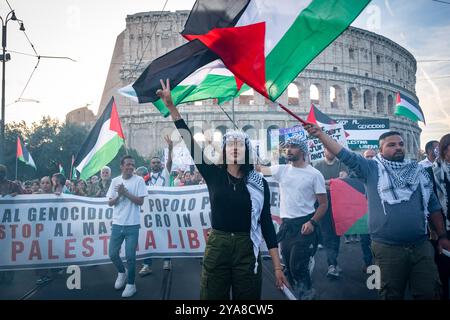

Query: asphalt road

[0,239,379,300]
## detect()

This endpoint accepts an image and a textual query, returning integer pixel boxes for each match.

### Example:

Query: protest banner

[0,182,280,271]
[337,118,389,150]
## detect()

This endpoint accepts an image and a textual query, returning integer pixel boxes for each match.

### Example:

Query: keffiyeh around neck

[246,170,265,274]
[374,154,433,217]
[433,159,450,217]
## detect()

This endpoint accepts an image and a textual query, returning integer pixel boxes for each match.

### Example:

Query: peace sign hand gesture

[156,78,175,109]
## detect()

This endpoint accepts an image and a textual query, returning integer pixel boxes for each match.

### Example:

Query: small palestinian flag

[74,97,125,180]
[307,104,337,125]
[395,92,426,123]
[16,137,36,169]
[330,178,368,236]
[58,163,65,176]
[71,154,78,180]
[307,104,350,138]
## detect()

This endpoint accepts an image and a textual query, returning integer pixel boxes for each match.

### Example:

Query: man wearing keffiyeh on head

[257,136,328,300]
[304,123,450,300]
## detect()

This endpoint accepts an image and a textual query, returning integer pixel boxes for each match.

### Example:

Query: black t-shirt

[175,119,277,249]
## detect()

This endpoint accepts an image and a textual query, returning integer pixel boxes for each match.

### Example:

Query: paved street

[0,239,378,300]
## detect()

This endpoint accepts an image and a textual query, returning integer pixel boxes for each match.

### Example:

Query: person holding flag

[303,122,450,300]
[156,79,288,300]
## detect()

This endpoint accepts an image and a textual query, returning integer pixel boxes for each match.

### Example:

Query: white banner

[0,183,281,271]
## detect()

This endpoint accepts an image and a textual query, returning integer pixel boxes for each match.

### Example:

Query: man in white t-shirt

[258,136,327,300]
[107,155,148,298]
[139,135,173,276]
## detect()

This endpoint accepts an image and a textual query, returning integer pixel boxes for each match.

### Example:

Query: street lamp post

[0,10,24,164]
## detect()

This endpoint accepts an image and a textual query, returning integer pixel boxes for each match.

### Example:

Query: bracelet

[274,266,283,271]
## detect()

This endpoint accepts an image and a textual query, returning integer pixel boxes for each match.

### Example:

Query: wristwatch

[309,219,318,228]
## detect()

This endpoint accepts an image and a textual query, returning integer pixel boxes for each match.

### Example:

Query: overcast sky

[2,0,449,147]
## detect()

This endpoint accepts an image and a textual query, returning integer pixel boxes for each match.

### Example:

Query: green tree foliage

[2,117,147,182]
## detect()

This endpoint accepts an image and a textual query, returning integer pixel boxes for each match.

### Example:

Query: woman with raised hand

[156,79,289,300]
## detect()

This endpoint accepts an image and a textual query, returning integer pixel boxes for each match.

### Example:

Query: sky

[2,0,450,148]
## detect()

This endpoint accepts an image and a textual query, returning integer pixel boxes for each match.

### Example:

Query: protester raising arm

[156,79,217,183]
[303,122,372,181]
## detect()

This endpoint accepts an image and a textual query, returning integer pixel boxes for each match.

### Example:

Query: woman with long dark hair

[156,79,288,300]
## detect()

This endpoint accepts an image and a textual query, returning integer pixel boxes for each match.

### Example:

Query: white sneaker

[326,265,340,279]
[138,264,152,277]
[122,284,137,298]
[114,271,127,290]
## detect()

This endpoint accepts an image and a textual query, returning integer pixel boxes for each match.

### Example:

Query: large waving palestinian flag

[120,59,248,117]
[182,0,370,102]
[74,97,124,180]
[395,92,426,123]
[330,178,369,236]
[16,137,36,170]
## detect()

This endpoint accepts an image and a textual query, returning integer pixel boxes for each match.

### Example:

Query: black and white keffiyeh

[374,154,433,218]
[433,159,450,216]
[246,170,265,274]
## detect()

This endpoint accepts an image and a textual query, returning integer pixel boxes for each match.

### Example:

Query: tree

[2,116,149,182]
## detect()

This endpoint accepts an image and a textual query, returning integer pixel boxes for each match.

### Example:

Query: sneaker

[138,265,152,277]
[326,265,340,279]
[354,235,361,242]
[317,244,324,249]
[114,271,127,290]
[300,288,316,300]
[36,275,52,285]
[344,237,351,244]
[121,284,136,298]
[163,260,172,271]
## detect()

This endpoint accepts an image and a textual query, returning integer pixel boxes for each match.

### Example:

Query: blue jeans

[109,224,140,285]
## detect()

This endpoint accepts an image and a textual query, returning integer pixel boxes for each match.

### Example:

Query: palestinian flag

[307,104,337,125]
[395,92,426,123]
[330,178,368,236]
[307,104,350,138]
[74,97,125,180]
[120,60,248,117]
[58,163,65,176]
[182,0,370,102]
[16,137,36,169]
[70,154,78,180]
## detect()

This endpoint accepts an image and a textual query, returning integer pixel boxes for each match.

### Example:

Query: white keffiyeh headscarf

[374,154,433,221]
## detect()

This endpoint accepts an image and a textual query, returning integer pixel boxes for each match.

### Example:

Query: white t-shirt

[270,164,326,219]
[106,175,148,226]
[149,168,170,187]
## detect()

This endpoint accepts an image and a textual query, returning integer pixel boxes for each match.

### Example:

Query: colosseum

[98,10,421,160]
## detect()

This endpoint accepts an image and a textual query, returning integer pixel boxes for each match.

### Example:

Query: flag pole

[15,140,18,181]
[277,103,308,125]
[69,155,73,180]
[407,121,421,160]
